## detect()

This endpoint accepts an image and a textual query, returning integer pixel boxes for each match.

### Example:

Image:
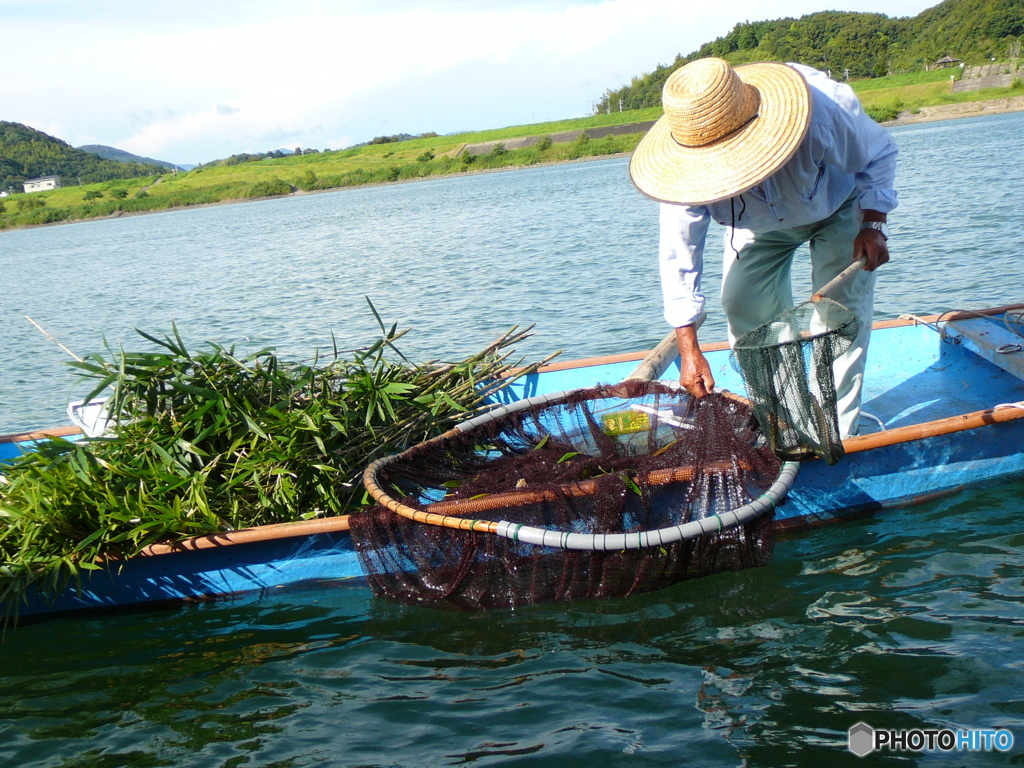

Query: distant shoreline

[0,152,633,234]
[883,95,1024,127]
[6,97,1024,235]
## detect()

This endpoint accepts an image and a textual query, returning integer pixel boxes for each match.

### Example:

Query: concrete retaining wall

[953,62,1021,93]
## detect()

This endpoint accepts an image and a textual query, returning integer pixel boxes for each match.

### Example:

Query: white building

[23,176,61,193]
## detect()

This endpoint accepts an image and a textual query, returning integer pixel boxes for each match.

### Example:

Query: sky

[3,0,943,166]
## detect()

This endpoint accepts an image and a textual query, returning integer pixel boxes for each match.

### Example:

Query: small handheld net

[732,261,865,465]
[354,381,799,610]
[732,298,858,464]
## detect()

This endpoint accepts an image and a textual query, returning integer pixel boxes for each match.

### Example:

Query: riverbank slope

[885,94,1024,126]
[3,76,1023,233]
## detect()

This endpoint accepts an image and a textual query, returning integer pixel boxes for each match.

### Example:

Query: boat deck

[859,320,1024,431]
[502,315,1024,436]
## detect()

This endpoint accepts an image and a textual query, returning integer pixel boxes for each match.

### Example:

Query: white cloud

[2,0,944,163]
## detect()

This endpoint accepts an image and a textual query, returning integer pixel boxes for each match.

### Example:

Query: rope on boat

[995,401,1024,411]
[1005,310,1024,340]
[860,411,887,431]
[899,312,960,344]
[902,308,1024,349]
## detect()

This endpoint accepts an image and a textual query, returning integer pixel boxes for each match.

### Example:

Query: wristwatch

[860,221,889,240]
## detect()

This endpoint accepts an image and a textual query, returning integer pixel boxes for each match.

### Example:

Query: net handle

[811,257,866,303]
[626,331,678,381]
[369,458,749,519]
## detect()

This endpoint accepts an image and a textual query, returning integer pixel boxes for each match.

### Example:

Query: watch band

[860,221,889,240]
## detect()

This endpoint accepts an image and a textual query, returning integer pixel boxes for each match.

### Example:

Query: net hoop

[362,389,800,552]
[732,299,858,353]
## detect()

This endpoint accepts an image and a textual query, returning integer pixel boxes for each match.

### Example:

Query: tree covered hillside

[1,122,166,192]
[77,144,178,170]
[597,0,1024,112]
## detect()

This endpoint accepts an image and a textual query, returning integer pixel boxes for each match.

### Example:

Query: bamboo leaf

[622,475,643,496]
[241,413,270,440]
[382,382,416,396]
[0,309,553,618]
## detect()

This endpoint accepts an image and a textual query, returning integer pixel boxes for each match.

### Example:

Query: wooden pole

[25,316,83,362]
[625,331,679,382]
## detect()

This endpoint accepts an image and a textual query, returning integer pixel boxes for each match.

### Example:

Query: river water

[1,112,1024,766]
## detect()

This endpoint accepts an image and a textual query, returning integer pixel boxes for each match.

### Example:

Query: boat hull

[782,417,1024,527]
[4,308,1024,618]
[15,531,361,619]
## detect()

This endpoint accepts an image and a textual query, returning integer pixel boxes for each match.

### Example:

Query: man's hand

[855,210,890,271]
[676,326,715,398]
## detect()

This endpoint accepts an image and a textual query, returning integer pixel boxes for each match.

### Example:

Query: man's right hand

[675,326,715,398]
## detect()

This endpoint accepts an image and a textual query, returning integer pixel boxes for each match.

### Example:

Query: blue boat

[3,306,1023,618]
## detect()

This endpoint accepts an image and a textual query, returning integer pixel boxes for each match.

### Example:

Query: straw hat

[629,58,811,205]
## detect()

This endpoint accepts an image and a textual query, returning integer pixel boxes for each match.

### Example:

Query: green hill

[596,0,1024,112]
[0,113,656,229]
[77,144,185,171]
[0,122,167,192]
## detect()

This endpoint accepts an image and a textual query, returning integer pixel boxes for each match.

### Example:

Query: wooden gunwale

[842,402,1024,454]
[138,516,353,557]
[369,459,746,520]
[0,425,82,445]
[520,304,1024,376]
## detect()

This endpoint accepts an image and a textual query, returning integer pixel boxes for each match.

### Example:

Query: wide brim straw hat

[629,58,812,206]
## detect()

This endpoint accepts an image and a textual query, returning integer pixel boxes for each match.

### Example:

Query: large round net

[352,381,795,610]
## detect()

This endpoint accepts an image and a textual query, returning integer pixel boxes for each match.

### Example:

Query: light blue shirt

[659,64,899,328]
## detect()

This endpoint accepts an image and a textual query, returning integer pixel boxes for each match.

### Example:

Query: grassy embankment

[2,68,1022,231]
[851,67,1024,120]
[0,109,660,231]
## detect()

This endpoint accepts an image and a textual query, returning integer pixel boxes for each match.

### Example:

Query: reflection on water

[3,477,1024,767]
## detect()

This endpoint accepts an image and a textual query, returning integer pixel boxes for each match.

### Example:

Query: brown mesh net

[352,381,790,611]
[732,298,858,465]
